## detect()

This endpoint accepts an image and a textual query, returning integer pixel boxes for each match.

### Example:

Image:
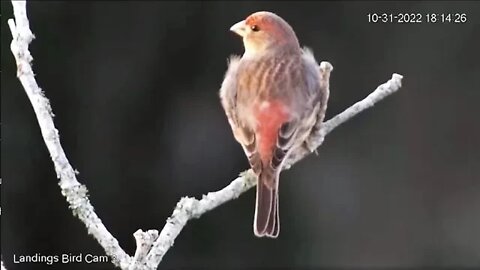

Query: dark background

[2,1,480,269]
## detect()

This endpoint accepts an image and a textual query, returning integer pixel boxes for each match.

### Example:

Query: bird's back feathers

[219,46,327,238]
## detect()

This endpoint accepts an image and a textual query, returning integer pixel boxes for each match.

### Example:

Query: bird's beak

[230,20,247,37]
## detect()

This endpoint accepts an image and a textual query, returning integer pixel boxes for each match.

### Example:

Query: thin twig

[129,230,159,269]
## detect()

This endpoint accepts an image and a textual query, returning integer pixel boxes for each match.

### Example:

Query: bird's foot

[304,139,318,155]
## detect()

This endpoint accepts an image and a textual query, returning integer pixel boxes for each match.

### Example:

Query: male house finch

[219,11,329,238]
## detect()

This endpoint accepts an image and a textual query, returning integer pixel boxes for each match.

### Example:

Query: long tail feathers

[254,170,280,238]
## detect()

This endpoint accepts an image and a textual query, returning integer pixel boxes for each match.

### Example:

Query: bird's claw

[304,139,318,154]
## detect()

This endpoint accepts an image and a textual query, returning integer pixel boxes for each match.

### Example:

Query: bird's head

[230,11,300,57]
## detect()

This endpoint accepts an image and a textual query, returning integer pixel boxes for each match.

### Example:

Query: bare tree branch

[143,171,258,268]
[142,65,403,268]
[7,1,131,268]
[285,68,403,168]
[7,1,403,269]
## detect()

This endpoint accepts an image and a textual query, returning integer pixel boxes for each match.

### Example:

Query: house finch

[219,11,329,238]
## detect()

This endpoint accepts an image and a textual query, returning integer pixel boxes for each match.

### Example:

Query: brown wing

[301,47,330,139]
[270,48,327,172]
[219,55,261,174]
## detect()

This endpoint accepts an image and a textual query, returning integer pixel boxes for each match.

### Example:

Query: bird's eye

[250,25,260,32]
